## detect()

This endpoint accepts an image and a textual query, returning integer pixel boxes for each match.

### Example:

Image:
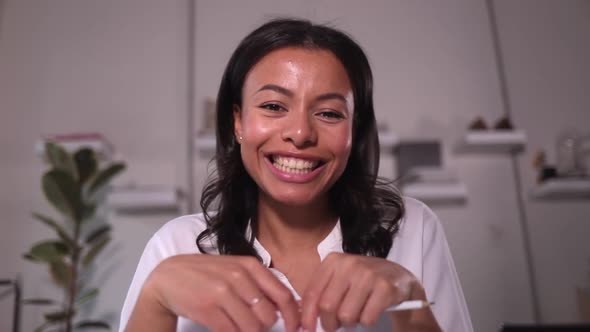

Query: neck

[255,193,338,255]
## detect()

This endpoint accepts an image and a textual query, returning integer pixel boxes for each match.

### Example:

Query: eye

[317,111,345,120]
[260,103,285,112]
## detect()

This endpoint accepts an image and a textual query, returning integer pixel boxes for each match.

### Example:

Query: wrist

[125,276,176,331]
[409,280,428,301]
[142,274,176,318]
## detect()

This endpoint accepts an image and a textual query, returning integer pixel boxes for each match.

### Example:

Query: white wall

[0,1,588,332]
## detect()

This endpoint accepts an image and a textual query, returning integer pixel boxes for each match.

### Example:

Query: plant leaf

[45,141,78,180]
[28,240,69,262]
[32,212,77,249]
[81,203,97,223]
[23,253,39,262]
[82,235,111,267]
[75,320,110,330]
[76,288,99,305]
[49,259,71,287]
[22,298,57,306]
[44,309,71,322]
[42,169,82,221]
[85,163,126,199]
[73,148,98,184]
[84,225,111,244]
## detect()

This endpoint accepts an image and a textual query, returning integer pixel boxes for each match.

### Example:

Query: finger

[301,253,339,331]
[238,257,300,332]
[336,272,373,327]
[197,307,239,332]
[249,297,280,330]
[219,291,264,332]
[224,265,279,329]
[318,272,350,332]
[359,281,393,327]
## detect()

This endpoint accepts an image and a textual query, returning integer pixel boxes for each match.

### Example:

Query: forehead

[242,47,351,94]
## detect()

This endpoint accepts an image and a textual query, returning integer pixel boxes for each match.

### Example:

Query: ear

[233,104,242,141]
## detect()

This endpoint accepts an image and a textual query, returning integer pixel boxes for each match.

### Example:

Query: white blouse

[119,197,473,332]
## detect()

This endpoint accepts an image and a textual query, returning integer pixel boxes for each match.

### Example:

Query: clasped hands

[138,252,425,332]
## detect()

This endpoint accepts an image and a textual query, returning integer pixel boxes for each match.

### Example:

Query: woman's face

[234,47,354,207]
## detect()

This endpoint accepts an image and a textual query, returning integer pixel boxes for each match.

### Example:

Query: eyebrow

[256,84,348,104]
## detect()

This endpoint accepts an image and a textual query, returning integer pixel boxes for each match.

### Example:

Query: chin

[267,191,324,208]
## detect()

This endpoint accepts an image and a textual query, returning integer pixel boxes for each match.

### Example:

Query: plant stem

[65,217,81,332]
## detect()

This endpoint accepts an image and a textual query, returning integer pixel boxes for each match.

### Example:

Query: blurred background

[1,0,589,331]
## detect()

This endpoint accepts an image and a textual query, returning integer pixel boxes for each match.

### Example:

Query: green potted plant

[23,142,125,332]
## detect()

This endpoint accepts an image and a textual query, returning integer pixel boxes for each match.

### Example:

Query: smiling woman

[119,18,474,332]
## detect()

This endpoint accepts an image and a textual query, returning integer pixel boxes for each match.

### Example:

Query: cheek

[240,114,276,142]
[329,128,353,164]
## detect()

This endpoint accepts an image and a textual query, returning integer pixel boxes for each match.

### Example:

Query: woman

[120,18,473,332]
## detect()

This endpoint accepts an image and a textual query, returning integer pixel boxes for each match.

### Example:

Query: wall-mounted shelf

[194,129,399,152]
[401,182,468,203]
[532,178,590,199]
[403,166,458,183]
[107,185,183,213]
[194,131,216,152]
[456,130,527,154]
[35,133,114,160]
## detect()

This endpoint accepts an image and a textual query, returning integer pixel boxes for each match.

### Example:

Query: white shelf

[35,133,114,160]
[532,178,590,199]
[402,182,468,203]
[107,185,183,213]
[194,132,217,152]
[457,130,526,153]
[404,167,459,183]
[194,129,399,152]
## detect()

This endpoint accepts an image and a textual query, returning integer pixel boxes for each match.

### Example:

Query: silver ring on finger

[249,297,261,307]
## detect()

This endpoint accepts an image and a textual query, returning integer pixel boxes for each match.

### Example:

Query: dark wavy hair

[197,18,405,259]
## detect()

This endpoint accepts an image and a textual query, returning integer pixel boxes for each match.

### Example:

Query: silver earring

[239,136,243,140]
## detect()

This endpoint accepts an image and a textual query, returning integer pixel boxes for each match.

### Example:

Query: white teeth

[272,156,319,174]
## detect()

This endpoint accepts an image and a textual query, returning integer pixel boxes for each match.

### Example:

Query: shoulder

[387,197,443,274]
[146,213,214,257]
[399,196,441,237]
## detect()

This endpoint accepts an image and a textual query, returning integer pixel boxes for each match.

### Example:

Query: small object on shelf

[532,178,590,199]
[532,149,558,183]
[556,129,586,177]
[35,132,114,160]
[493,115,514,130]
[468,116,488,130]
[458,130,526,153]
[395,140,442,177]
[107,185,183,213]
[539,167,558,183]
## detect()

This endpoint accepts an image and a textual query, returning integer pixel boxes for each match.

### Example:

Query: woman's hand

[300,252,441,332]
[125,254,300,332]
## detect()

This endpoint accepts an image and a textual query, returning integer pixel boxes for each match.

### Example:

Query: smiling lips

[271,155,320,174]
[266,154,325,183]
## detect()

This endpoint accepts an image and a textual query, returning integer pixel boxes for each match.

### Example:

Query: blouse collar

[247,220,344,268]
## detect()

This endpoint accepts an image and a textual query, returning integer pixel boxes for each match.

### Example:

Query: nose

[281,110,317,148]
